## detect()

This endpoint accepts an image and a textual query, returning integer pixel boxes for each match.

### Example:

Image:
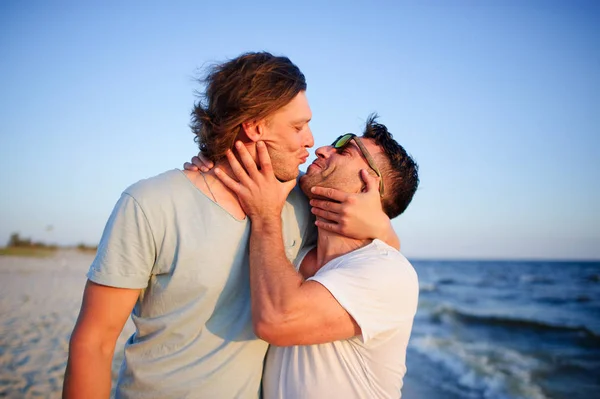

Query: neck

[315,218,372,268]
[211,142,259,179]
[184,157,247,220]
[198,158,234,190]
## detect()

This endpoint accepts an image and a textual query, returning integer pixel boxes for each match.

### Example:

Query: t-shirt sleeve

[87,192,156,289]
[308,252,418,344]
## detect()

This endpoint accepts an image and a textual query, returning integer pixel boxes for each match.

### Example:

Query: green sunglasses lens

[333,134,354,148]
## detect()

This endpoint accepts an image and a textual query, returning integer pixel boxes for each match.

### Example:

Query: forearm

[63,337,114,399]
[377,219,400,250]
[249,217,305,331]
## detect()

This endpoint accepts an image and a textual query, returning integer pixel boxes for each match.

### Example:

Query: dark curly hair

[362,114,419,218]
[191,52,306,162]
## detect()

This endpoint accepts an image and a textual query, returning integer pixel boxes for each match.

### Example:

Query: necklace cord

[199,171,218,203]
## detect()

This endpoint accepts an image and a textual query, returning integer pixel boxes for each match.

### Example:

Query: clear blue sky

[1,0,598,260]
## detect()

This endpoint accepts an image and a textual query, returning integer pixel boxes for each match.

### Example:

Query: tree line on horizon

[5,232,97,252]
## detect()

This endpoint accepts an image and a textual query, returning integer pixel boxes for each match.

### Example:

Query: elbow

[252,312,278,343]
[253,318,274,343]
[253,320,292,347]
[252,313,294,347]
[68,327,116,360]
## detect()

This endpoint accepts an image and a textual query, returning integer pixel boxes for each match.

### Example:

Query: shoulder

[308,240,419,341]
[371,239,417,279]
[319,240,418,291]
[123,169,186,201]
[335,240,415,271]
[121,169,199,214]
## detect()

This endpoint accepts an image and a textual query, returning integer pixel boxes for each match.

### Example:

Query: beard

[299,174,316,199]
[268,149,300,182]
[298,171,340,200]
[300,165,364,200]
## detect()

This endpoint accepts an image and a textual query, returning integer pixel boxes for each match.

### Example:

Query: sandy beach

[0,251,134,398]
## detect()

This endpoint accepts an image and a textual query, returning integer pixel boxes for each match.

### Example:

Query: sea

[401,260,600,399]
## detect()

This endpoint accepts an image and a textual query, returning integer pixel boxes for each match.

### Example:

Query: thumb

[281,178,297,196]
[360,169,380,194]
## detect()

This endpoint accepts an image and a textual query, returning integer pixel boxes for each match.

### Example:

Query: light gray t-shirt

[263,240,419,399]
[87,169,314,399]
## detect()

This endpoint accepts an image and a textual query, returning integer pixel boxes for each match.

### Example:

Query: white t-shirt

[262,239,419,399]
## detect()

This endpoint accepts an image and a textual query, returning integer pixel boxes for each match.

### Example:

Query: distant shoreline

[0,247,97,257]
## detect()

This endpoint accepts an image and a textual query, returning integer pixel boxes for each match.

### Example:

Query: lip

[308,160,323,171]
[299,153,310,164]
[307,163,319,172]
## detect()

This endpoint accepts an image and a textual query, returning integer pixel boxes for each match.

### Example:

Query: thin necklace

[199,171,217,203]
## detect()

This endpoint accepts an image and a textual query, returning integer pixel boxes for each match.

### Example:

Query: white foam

[411,335,548,399]
[419,283,437,292]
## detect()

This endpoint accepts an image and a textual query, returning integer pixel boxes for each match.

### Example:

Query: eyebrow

[291,117,311,125]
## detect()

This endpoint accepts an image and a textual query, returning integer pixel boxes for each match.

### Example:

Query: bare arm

[248,216,360,346]
[63,281,140,399]
[215,142,360,346]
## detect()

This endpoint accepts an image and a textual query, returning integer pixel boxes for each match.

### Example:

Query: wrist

[380,218,394,238]
[377,219,400,250]
[250,216,282,234]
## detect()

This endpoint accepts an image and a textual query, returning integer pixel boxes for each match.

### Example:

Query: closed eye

[336,146,351,155]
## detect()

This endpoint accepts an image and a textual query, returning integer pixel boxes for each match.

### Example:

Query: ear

[241,119,266,143]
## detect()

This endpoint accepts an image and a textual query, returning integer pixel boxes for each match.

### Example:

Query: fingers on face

[360,169,370,181]
[284,178,297,191]
[310,186,347,202]
[226,149,252,186]
[234,141,260,179]
[361,169,381,193]
[311,207,329,220]
[256,141,274,174]
[314,219,341,234]
[310,199,342,213]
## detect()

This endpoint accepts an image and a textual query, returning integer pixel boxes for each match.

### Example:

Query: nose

[315,145,335,158]
[304,125,315,148]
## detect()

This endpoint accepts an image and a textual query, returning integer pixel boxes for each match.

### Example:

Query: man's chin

[275,167,300,183]
[298,177,311,197]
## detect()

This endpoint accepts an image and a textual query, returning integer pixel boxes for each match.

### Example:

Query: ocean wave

[419,283,437,292]
[519,274,555,285]
[575,294,591,303]
[585,273,600,283]
[410,335,549,399]
[535,296,570,305]
[430,305,600,340]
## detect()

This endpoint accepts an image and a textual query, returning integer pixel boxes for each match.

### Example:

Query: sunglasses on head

[331,133,385,196]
